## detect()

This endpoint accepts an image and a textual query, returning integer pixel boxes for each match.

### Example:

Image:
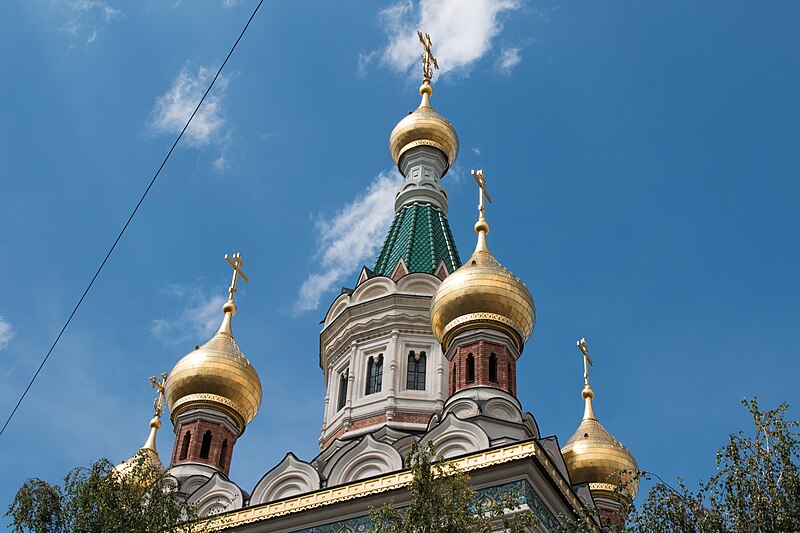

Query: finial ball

[474,219,490,235]
[582,386,594,400]
[419,83,433,97]
[149,416,162,429]
[222,300,237,315]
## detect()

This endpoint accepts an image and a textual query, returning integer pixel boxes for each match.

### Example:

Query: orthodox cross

[471,169,493,219]
[225,252,249,301]
[418,31,439,82]
[577,337,593,386]
[149,372,168,417]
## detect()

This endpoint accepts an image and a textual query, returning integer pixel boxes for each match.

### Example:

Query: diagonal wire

[0,0,266,439]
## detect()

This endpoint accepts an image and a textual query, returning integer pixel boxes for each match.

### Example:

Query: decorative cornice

[195,440,590,531]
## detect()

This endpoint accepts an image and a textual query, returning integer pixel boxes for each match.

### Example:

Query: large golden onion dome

[165,294,261,434]
[389,81,459,173]
[561,362,639,503]
[430,190,535,352]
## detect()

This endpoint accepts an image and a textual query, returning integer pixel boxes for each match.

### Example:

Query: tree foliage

[558,398,800,532]
[5,452,198,533]
[369,440,538,533]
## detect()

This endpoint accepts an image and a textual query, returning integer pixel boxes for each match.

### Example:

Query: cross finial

[149,372,168,417]
[471,169,493,220]
[225,252,249,303]
[577,338,593,386]
[418,31,439,83]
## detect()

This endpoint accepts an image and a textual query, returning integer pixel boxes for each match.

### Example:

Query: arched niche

[250,452,320,505]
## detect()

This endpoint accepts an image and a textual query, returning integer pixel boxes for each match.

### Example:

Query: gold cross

[471,169,493,219]
[225,252,249,302]
[577,338,593,386]
[418,31,439,82]
[149,372,168,417]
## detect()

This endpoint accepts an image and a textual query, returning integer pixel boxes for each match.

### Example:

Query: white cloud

[496,47,522,73]
[60,1,123,48]
[150,63,230,147]
[151,286,227,345]
[293,171,404,314]
[0,316,14,351]
[375,0,520,78]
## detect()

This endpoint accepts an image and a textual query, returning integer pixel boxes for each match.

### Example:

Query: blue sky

[1,0,799,519]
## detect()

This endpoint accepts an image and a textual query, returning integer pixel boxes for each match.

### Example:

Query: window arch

[179,430,191,460]
[406,350,426,390]
[466,353,475,383]
[337,371,348,411]
[219,439,229,469]
[489,353,498,383]
[366,354,383,395]
[200,430,212,459]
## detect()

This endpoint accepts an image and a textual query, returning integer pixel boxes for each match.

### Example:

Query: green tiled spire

[374,203,461,277]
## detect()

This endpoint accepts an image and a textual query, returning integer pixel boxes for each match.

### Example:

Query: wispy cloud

[496,47,522,74]
[372,0,521,78]
[150,63,231,148]
[293,171,403,314]
[60,0,123,48]
[151,286,226,345]
[0,316,14,351]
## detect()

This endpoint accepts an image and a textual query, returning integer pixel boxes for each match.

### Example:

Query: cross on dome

[417,31,439,83]
[225,252,249,303]
[149,372,168,418]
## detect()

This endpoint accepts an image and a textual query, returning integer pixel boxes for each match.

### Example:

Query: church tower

[164,253,262,477]
[318,33,460,449]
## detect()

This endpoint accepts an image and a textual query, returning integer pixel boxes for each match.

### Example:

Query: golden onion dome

[114,415,166,485]
[165,299,262,433]
[430,211,535,352]
[389,81,459,172]
[561,385,640,503]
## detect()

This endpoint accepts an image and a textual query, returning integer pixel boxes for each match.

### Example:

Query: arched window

[337,371,348,411]
[179,430,191,460]
[508,362,513,392]
[219,439,228,469]
[365,354,383,395]
[466,353,475,383]
[200,430,212,459]
[489,353,498,383]
[406,350,426,390]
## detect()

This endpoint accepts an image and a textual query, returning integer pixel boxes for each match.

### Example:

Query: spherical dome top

[430,221,535,352]
[389,83,459,172]
[113,416,165,485]
[165,304,262,433]
[561,388,639,502]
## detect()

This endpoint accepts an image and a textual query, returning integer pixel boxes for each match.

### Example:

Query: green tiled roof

[373,203,461,277]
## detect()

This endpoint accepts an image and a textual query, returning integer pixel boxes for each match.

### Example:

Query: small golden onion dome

[430,216,535,352]
[165,300,262,433]
[389,81,459,172]
[114,415,166,485]
[561,385,640,503]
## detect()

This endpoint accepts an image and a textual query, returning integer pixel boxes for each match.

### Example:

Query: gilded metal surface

[196,440,577,531]
[561,346,639,502]
[417,31,439,83]
[165,330,261,429]
[430,245,535,352]
[389,101,459,169]
[165,253,262,431]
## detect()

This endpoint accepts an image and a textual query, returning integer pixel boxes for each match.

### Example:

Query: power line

[0,0,266,439]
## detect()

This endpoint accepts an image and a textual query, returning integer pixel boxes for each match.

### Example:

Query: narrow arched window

[179,430,191,460]
[489,353,498,383]
[199,430,212,459]
[466,353,475,383]
[337,372,348,411]
[219,439,228,469]
[366,354,383,395]
[406,351,426,390]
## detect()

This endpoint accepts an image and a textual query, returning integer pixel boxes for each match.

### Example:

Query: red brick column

[448,339,516,396]
[170,418,238,476]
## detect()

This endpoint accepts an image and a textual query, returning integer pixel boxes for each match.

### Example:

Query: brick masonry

[449,339,516,396]
[171,418,238,476]
[321,411,431,450]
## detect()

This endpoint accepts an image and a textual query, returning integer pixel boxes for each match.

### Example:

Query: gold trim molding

[197,440,587,531]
